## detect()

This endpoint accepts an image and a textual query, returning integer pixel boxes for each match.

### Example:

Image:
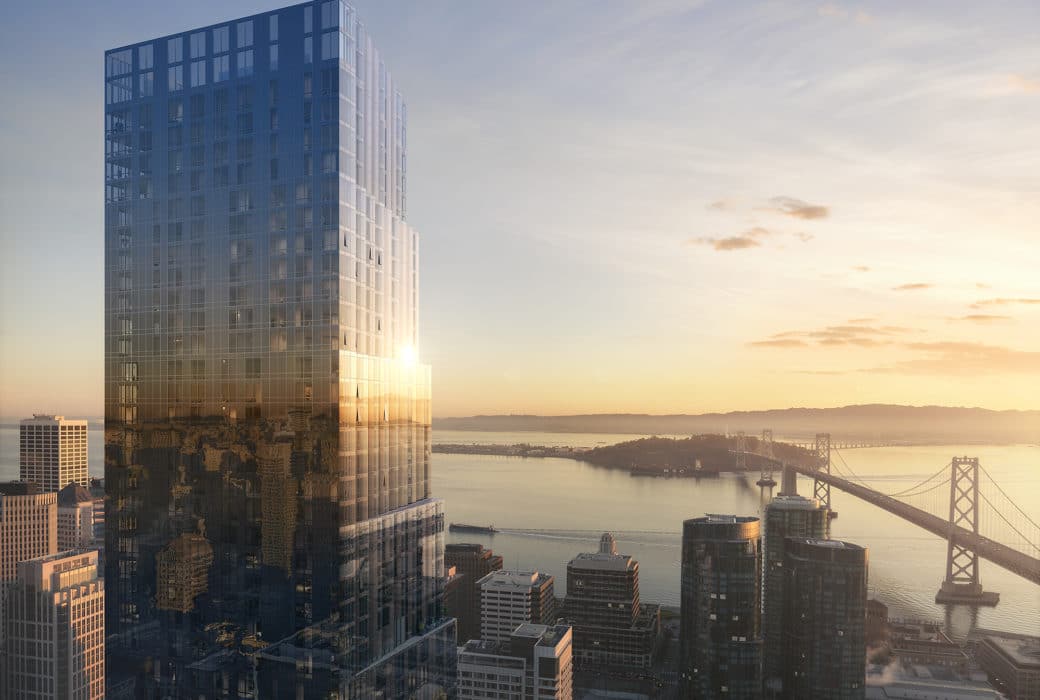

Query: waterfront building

[3,550,105,700]
[58,482,98,552]
[480,570,556,642]
[781,538,868,700]
[679,515,762,700]
[559,532,659,671]
[19,415,89,492]
[975,634,1040,700]
[103,2,453,695]
[447,542,504,642]
[457,623,574,700]
[763,471,830,693]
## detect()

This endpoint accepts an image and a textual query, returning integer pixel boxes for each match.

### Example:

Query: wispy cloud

[766,196,830,220]
[748,338,808,348]
[750,323,913,349]
[971,297,1040,308]
[818,4,873,24]
[852,265,871,272]
[892,282,933,291]
[869,342,1040,375]
[707,199,735,211]
[948,314,1011,323]
[689,226,771,251]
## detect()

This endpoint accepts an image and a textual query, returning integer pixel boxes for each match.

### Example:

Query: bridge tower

[813,433,836,518]
[935,457,999,606]
[757,429,777,487]
[735,431,747,471]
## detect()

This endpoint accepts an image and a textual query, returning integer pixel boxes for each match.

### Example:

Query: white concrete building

[19,415,89,492]
[479,570,556,642]
[458,623,573,700]
[58,483,97,552]
[3,550,105,700]
[0,481,59,653]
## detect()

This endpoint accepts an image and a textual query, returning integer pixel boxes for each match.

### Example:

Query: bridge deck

[790,465,1040,586]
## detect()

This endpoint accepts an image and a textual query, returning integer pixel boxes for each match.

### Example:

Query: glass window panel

[139,71,154,97]
[304,36,313,64]
[237,20,253,48]
[213,55,230,82]
[269,15,279,41]
[321,1,336,29]
[139,44,154,70]
[167,37,183,63]
[321,32,338,60]
[304,6,313,33]
[106,49,132,77]
[190,32,206,58]
[269,44,279,70]
[213,26,230,54]
[190,60,206,87]
[168,65,184,91]
[237,50,254,78]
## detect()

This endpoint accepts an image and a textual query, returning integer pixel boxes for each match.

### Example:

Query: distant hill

[433,405,1040,444]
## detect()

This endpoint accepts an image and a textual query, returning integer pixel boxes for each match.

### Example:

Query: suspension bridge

[754,432,1040,604]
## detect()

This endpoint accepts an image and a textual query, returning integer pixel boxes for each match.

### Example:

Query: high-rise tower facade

[103,2,453,695]
[679,515,762,700]
[3,550,106,700]
[19,415,89,492]
[781,538,867,700]
[762,471,830,694]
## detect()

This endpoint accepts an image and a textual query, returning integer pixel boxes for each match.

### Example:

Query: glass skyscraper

[679,515,762,700]
[103,2,454,696]
[781,538,867,700]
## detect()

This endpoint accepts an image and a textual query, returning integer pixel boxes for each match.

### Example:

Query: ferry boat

[449,523,498,534]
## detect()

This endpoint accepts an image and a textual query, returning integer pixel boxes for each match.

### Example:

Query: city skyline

[3,0,1040,419]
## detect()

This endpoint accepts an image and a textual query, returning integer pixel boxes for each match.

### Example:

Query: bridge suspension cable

[830,449,952,500]
[977,462,1040,532]
[884,464,951,499]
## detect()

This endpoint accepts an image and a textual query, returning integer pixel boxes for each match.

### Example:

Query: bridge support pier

[934,457,999,606]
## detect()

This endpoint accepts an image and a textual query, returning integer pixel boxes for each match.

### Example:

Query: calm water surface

[2,426,1037,638]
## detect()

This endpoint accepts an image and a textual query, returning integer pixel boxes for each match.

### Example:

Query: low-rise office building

[458,623,573,700]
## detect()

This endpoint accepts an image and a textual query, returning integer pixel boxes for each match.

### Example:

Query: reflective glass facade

[781,538,867,700]
[679,515,762,700]
[104,2,451,695]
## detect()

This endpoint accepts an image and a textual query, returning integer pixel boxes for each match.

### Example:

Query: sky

[1,0,1039,418]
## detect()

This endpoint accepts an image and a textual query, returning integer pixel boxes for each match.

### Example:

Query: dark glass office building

[103,2,455,696]
[445,543,504,643]
[679,515,762,700]
[762,473,830,695]
[781,538,867,700]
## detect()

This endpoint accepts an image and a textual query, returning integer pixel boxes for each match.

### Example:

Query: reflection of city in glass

[103,2,454,695]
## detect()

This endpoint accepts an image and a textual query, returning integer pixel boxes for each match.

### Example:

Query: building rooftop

[865,679,1004,699]
[768,494,823,510]
[513,623,549,639]
[478,569,552,591]
[982,635,1040,669]
[58,482,93,506]
[568,551,637,572]
[0,481,46,496]
[21,415,86,424]
[797,537,865,550]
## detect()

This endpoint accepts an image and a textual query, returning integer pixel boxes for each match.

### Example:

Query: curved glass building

[103,2,454,696]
